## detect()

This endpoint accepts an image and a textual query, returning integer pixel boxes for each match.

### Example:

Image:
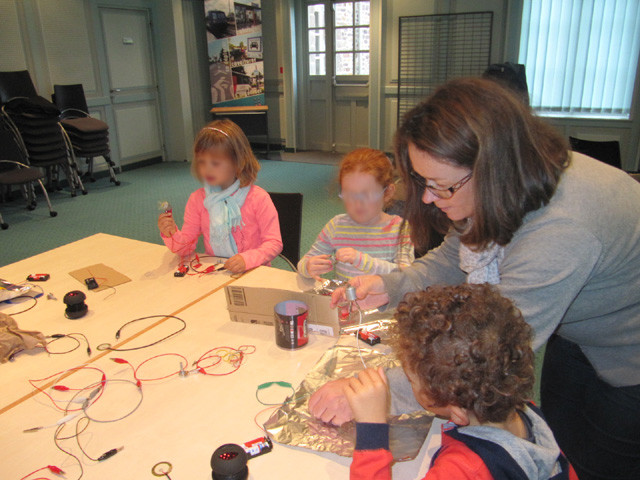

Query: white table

[0,234,437,479]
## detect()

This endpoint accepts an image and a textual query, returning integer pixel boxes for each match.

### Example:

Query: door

[301,1,370,152]
[99,7,164,166]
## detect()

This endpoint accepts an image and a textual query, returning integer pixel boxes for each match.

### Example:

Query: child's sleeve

[237,190,283,270]
[351,220,415,276]
[350,423,393,480]
[161,191,202,257]
[297,219,336,277]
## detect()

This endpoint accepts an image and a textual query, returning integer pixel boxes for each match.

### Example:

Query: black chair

[0,70,85,196]
[53,84,120,186]
[0,127,57,229]
[569,137,622,169]
[268,192,303,269]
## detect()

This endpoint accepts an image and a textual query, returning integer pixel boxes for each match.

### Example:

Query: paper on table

[68,263,131,292]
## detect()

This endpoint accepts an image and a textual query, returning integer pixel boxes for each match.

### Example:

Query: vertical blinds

[519,0,640,118]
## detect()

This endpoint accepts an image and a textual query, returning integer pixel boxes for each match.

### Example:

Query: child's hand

[224,254,246,273]
[158,212,177,237]
[335,247,359,265]
[306,254,334,281]
[344,367,389,424]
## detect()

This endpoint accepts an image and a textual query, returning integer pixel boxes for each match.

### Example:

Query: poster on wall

[205,0,265,107]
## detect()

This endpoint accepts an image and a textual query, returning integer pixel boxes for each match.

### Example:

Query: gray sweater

[383,153,640,387]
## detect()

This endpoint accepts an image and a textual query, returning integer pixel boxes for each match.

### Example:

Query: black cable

[45,332,92,356]
[5,294,38,314]
[96,315,186,352]
[54,423,84,480]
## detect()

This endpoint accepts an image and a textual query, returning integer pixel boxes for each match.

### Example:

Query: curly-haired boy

[345,284,577,480]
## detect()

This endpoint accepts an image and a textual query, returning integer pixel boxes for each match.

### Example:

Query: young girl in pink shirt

[157,119,282,273]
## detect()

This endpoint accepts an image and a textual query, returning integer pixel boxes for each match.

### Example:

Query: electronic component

[27,273,50,281]
[242,436,273,459]
[84,277,99,290]
[159,201,172,214]
[211,443,248,480]
[358,330,381,346]
[63,290,88,319]
[174,264,189,277]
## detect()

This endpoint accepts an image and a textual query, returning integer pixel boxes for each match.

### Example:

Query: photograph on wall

[204,0,236,40]
[205,0,264,107]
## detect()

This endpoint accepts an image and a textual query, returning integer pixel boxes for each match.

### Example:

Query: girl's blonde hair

[339,148,394,188]
[192,119,260,187]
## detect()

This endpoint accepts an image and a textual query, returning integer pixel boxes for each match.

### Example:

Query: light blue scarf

[203,179,251,257]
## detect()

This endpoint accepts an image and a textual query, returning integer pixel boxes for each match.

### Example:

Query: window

[307,1,370,77]
[308,4,326,75]
[334,1,370,75]
[519,0,640,119]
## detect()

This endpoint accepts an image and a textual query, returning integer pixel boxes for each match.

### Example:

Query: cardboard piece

[224,266,352,337]
[68,263,131,292]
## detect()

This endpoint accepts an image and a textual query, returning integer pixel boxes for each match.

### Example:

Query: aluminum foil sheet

[264,343,434,461]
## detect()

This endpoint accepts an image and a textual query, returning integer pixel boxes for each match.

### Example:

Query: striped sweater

[297,214,414,280]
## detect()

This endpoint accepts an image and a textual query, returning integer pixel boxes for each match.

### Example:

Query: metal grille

[397,12,493,124]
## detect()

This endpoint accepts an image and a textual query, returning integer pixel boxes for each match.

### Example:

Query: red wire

[19,465,63,479]
[195,345,255,376]
[28,366,106,412]
[134,353,189,382]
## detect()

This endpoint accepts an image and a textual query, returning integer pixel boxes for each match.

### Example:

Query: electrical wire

[4,294,38,314]
[67,378,144,423]
[28,365,106,412]
[97,315,186,352]
[45,333,91,356]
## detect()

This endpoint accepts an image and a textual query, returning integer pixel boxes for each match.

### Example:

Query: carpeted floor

[1,158,343,268]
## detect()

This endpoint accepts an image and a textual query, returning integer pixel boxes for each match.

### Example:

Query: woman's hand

[335,247,358,265]
[344,367,389,424]
[224,254,246,273]
[158,212,177,237]
[308,377,354,425]
[330,275,389,309]
[306,254,334,281]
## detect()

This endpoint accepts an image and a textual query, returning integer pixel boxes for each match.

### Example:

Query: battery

[358,330,381,346]
[242,436,273,459]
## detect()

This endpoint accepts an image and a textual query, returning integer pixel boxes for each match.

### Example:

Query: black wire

[46,333,92,355]
[5,294,38,314]
[97,315,186,352]
[54,423,84,480]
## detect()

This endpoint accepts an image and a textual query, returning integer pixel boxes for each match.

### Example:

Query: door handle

[110,88,122,93]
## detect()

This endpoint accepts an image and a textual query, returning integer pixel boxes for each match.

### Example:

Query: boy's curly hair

[393,284,534,423]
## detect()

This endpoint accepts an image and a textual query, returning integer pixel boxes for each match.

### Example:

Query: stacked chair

[0,125,57,230]
[0,70,85,196]
[53,84,120,186]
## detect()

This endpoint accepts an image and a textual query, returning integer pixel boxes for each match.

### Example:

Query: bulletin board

[204,0,265,107]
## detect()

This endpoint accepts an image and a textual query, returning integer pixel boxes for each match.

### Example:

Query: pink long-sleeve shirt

[161,184,283,269]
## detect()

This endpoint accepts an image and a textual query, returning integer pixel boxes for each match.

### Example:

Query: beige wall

[0,0,193,166]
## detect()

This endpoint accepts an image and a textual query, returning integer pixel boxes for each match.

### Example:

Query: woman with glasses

[310,78,640,480]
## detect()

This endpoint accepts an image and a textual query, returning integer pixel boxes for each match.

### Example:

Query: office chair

[0,70,85,196]
[268,192,303,269]
[53,84,120,186]
[0,127,57,229]
[569,137,622,170]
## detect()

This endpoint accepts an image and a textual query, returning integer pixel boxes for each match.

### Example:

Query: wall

[0,0,193,167]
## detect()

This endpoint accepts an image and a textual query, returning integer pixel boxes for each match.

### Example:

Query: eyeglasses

[338,187,387,203]
[409,169,472,199]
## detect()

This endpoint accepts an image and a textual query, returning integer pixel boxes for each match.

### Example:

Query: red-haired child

[297,148,413,281]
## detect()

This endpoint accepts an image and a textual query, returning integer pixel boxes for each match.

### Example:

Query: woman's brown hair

[395,77,569,251]
[192,118,260,187]
[393,283,535,423]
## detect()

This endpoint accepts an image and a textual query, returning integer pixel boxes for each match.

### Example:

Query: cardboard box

[224,266,347,337]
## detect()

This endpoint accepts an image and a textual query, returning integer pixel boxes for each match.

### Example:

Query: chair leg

[35,179,57,218]
[0,211,8,229]
[104,155,121,186]
[86,157,96,182]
